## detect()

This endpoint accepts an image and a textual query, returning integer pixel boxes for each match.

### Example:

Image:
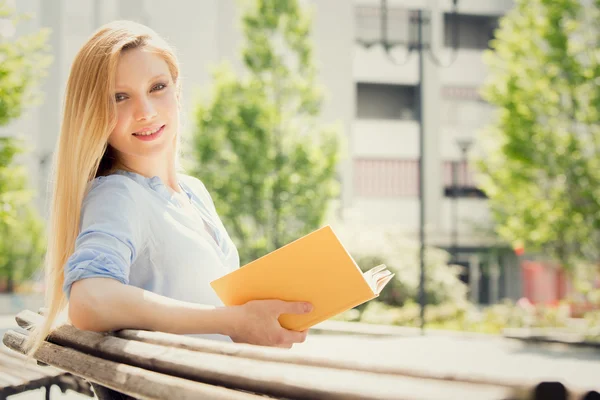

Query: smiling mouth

[132,124,165,136]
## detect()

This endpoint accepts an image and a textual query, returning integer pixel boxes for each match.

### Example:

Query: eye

[115,93,127,102]
[151,82,167,92]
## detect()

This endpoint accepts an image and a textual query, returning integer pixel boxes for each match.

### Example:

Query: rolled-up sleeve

[63,176,145,299]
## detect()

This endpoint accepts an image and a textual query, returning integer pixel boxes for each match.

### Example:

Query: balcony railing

[354,158,486,198]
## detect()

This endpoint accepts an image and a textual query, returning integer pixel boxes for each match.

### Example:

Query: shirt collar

[114,169,183,204]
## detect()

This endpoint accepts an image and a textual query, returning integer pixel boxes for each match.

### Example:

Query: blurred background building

[2,0,524,304]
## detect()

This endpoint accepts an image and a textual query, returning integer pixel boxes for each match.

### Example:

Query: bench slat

[116,329,540,390]
[46,324,521,399]
[3,329,272,400]
[18,310,534,391]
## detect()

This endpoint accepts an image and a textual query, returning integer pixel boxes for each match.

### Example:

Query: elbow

[68,279,111,332]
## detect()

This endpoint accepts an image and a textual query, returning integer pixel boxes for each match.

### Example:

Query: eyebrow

[115,73,170,91]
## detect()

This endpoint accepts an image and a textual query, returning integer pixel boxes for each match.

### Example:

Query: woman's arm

[69,278,230,334]
[69,278,312,348]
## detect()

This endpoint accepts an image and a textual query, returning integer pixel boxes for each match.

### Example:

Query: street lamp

[451,138,473,264]
[361,0,461,332]
[456,137,473,188]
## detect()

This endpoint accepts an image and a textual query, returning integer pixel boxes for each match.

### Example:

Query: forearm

[68,278,236,335]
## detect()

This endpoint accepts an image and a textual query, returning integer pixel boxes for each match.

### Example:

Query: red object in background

[514,246,525,256]
[520,260,569,305]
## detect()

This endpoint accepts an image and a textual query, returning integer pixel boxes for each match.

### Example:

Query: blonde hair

[26,20,181,356]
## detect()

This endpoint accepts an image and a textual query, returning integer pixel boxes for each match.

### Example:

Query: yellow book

[210,225,394,331]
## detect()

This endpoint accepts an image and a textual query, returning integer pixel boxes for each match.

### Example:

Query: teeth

[135,126,162,136]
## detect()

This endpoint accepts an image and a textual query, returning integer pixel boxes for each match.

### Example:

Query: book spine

[292,293,377,332]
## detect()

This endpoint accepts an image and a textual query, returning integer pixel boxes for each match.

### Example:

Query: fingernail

[305,303,313,312]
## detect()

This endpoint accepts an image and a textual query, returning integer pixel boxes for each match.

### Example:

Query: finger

[283,329,308,344]
[278,301,313,316]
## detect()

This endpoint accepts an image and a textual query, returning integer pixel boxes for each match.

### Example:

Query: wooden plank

[15,310,39,331]
[40,325,518,400]
[117,329,540,389]
[16,310,533,391]
[3,330,271,400]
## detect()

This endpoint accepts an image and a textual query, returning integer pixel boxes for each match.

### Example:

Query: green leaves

[190,0,341,264]
[0,2,50,291]
[0,138,46,291]
[478,0,599,270]
[0,3,52,126]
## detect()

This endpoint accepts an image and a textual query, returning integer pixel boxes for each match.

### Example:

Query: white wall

[310,0,356,212]
[354,120,419,158]
[348,0,513,246]
[354,45,420,85]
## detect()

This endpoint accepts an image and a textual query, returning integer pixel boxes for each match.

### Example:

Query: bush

[331,222,468,308]
[333,297,582,335]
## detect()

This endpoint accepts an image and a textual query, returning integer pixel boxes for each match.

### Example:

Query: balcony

[354,46,489,88]
[353,44,419,85]
[353,119,419,158]
[439,48,489,87]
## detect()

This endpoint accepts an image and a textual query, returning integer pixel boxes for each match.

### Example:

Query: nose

[134,97,157,121]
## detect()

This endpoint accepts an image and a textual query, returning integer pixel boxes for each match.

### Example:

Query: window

[355,6,417,47]
[444,13,499,50]
[356,83,417,120]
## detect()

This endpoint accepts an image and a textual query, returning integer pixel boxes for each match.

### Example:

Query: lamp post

[457,138,473,189]
[451,138,473,264]
[361,0,461,332]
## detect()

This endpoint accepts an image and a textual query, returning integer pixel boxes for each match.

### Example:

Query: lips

[132,124,166,141]
[132,124,165,136]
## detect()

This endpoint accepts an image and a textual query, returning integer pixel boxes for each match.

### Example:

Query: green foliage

[477,0,600,270]
[189,0,341,264]
[0,138,46,291]
[0,2,52,125]
[0,2,51,291]
[333,224,469,308]
[333,299,586,335]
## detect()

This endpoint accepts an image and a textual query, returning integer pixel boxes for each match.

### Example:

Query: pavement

[293,331,600,394]
[0,315,599,399]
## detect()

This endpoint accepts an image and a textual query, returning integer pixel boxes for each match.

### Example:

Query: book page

[363,264,395,294]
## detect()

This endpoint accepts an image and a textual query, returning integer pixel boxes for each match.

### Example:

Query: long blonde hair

[26,21,181,356]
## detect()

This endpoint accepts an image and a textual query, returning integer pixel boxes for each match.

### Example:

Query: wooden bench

[2,309,598,400]
[0,342,92,400]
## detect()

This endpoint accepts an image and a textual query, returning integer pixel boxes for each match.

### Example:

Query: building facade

[3,0,521,303]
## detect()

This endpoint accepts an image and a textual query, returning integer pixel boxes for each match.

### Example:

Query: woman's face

[108,47,179,165]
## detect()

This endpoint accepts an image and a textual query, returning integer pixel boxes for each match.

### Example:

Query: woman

[26,20,312,355]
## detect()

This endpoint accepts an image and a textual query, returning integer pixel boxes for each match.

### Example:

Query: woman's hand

[226,299,313,348]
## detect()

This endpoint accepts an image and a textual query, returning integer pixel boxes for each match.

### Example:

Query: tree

[189,0,341,264]
[0,1,51,291]
[0,139,46,292]
[477,0,599,271]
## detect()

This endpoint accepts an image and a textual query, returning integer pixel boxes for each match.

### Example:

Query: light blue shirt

[63,170,240,341]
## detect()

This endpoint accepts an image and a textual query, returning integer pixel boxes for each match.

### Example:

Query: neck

[114,152,181,194]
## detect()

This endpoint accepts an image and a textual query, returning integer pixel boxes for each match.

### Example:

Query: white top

[63,170,240,341]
